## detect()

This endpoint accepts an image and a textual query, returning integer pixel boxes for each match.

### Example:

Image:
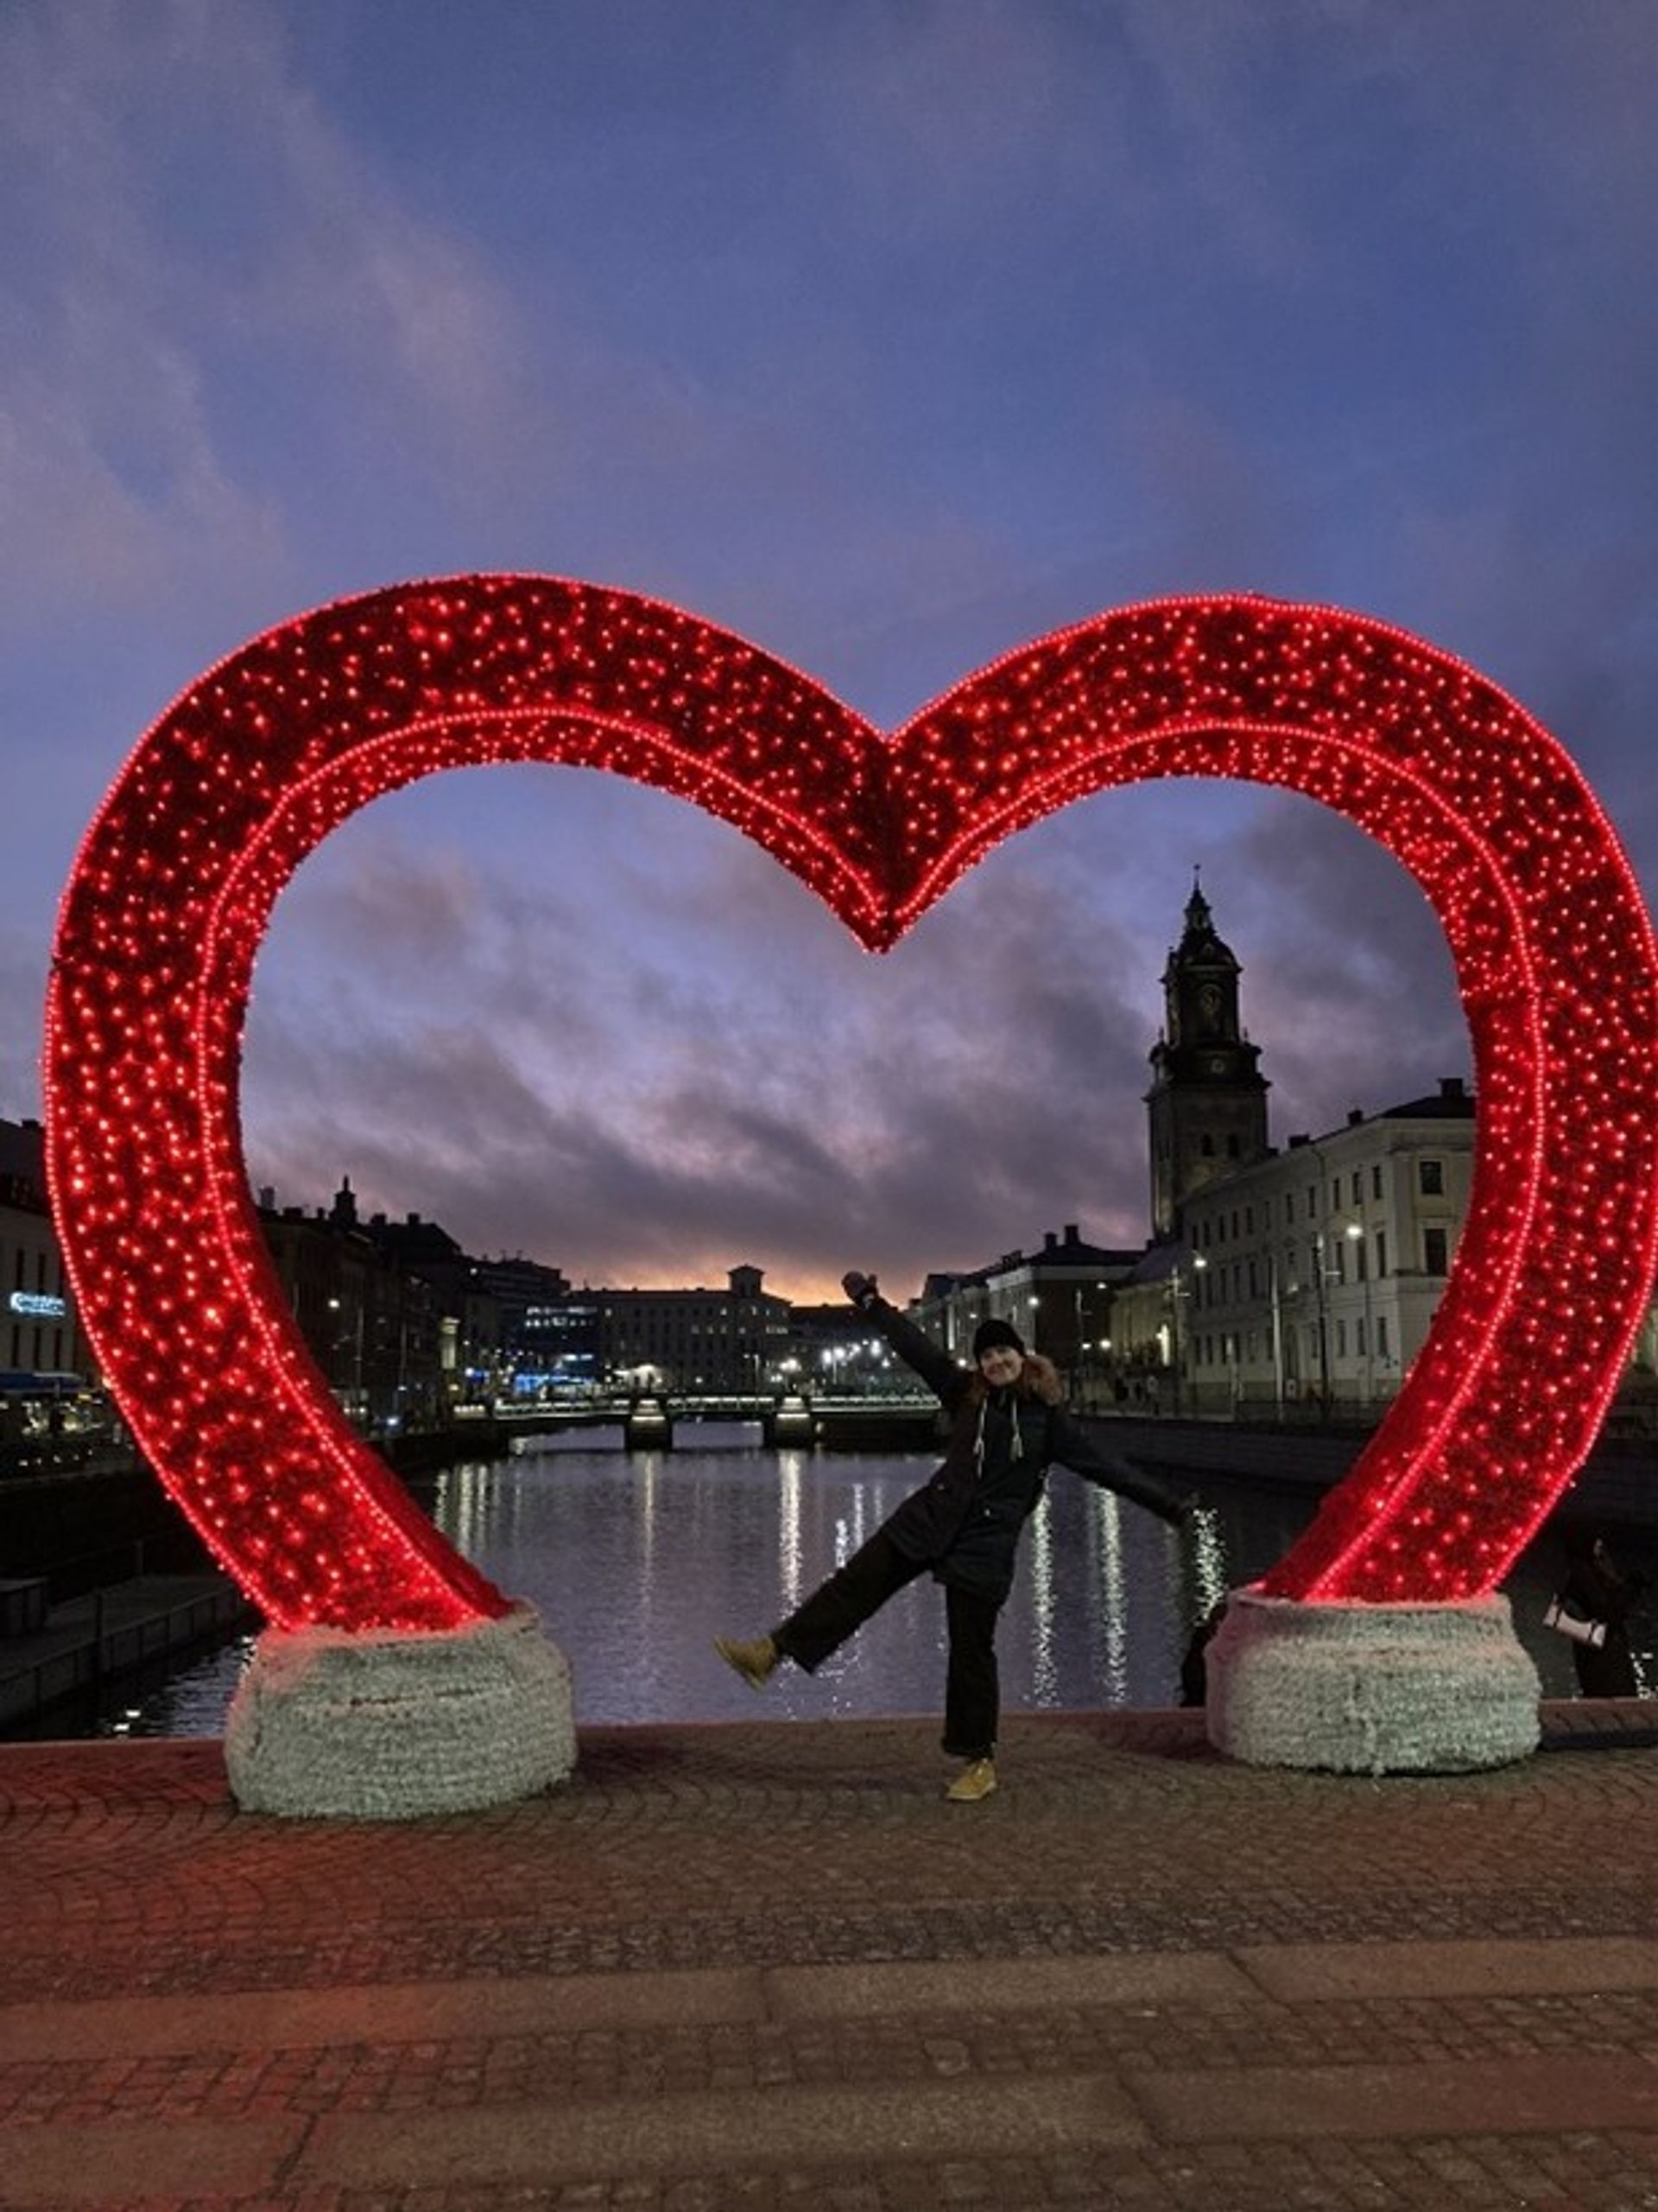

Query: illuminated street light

[1170,1252,1207,1415]
[1347,1220,1375,1412]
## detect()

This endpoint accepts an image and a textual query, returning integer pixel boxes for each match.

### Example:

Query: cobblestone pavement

[6,1704,1658,2209]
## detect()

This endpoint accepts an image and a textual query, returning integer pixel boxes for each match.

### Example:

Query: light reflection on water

[66,1427,1655,1737]
[441,1434,1228,1727]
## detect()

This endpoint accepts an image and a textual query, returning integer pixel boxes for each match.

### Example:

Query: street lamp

[1311,1232,1333,1421]
[1171,1252,1207,1415]
[326,1294,364,1422]
[1346,1221,1374,1413]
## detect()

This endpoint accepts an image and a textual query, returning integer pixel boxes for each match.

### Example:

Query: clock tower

[1146,877,1270,1240]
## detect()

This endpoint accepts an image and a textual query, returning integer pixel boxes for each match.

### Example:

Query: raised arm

[1047,1405,1194,1528]
[842,1271,967,1408]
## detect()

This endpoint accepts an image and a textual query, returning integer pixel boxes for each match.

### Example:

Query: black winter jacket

[864,1297,1190,1600]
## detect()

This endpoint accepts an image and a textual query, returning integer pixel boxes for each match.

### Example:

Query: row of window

[0,1244,55,1296]
[1193,1312,1394,1368]
[1197,1222,1450,1309]
[1193,1158,1449,1252]
[7,1323,65,1369]
[614,1320,744,1334]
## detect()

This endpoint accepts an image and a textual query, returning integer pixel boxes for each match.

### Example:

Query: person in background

[717,1271,1195,1803]
[1558,1531,1645,1699]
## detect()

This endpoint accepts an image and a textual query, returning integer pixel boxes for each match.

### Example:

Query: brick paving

[5,1704,1658,2208]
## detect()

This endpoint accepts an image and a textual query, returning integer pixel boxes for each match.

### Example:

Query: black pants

[771,1526,1003,1760]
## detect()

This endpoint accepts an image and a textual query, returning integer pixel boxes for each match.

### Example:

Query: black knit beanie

[972,1317,1026,1361]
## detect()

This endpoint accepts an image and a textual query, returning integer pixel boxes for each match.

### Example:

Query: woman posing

[717,1271,1194,1802]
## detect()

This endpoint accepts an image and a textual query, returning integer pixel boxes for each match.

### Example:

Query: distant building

[1145,877,1271,1242]
[356,1199,497,1403]
[258,1180,445,1433]
[1106,891,1483,1419]
[595,1264,790,1392]
[784,1302,899,1394]
[463,1252,594,1397]
[0,1116,91,1388]
[909,1226,1140,1391]
[257,1180,603,1412]
[1179,1081,1478,1416]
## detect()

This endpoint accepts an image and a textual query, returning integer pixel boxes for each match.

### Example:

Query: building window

[1337,1319,1347,1357]
[1332,1241,1346,1284]
[1306,1186,1317,1220]
[1424,1225,1449,1275]
[1377,1315,1390,1359]
[1376,1230,1389,1277]
[1371,1163,1383,1201]
[1248,1258,1259,1296]
[1356,1317,1368,1356]
[1351,1172,1362,1205]
[1419,1158,1445,1196]
[1355,1239,1368,1283]
[1284,1194,1294,1226]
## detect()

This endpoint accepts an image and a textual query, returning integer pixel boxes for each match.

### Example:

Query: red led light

[45,581,1658,1628]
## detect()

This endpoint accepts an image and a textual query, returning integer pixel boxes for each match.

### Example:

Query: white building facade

[1180,1080,1477,1417]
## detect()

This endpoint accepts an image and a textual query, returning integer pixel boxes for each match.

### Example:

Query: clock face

[1209,1055,1228,1074]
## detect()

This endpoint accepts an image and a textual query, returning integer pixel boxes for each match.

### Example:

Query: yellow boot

[715,1634,779,1691]
[944,1757,997,1803]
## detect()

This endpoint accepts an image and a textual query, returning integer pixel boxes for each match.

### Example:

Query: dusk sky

[3,1,1654,1303]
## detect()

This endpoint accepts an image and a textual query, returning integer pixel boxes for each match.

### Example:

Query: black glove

[841,1270,878,1309]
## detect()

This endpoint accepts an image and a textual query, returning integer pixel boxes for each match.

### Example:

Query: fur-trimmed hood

[965,1352,1063,1408]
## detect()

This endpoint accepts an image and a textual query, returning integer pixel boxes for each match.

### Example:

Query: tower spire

[1144,881,1270,1241]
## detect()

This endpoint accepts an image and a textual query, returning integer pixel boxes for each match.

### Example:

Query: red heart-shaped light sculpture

[46,580,1658,1632]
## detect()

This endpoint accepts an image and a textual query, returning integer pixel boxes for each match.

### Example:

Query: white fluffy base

[1206,1587,1541,1774]
[225,1602,576,1818]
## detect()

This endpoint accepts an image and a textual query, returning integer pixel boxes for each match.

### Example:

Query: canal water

[73,1428,1640,1739]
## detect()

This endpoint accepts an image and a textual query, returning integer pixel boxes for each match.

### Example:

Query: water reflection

[1187,1503,1231,1623]
[55,1436,1658,1737]
[777,1450,802,1612]
[1089,1488,1130,1704]
[1027,1488,1059,1704]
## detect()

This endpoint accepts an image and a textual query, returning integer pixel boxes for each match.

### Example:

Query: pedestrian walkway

[0,1574,248,1732]
[6,1702,1658,2209]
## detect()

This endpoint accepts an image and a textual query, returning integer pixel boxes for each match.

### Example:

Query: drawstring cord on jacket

[973,1391,1023,1477]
